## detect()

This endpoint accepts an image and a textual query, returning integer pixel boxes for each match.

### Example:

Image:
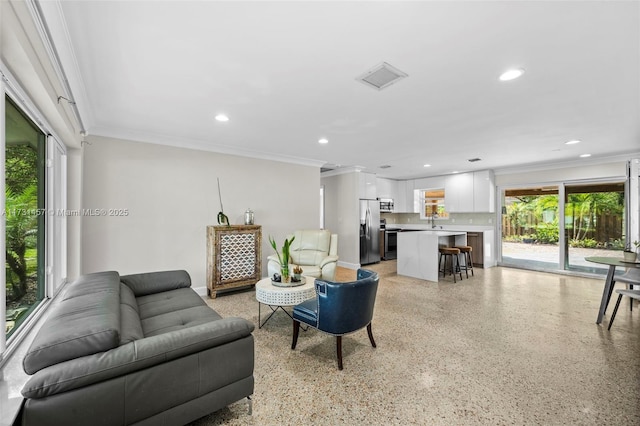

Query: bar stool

[439,247,462,283]
[455,245,474,278]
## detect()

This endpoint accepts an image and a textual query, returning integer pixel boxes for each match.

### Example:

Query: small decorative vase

[281,265,291,283]
[294,273,302,281]
[623,251,637,262]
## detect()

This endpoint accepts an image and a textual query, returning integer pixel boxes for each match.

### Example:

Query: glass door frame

[498,182,563,271]
[498,177,627,274]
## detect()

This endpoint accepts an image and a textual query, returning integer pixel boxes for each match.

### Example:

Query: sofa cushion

[120,270,192,297]
[290,230,331,266]
[120,283,143,345]
[23,271,122,375]
[137,288,222,337]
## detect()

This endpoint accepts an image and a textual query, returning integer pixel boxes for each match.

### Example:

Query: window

[2,84,67,355]
[4,95,46,339]
[419,189,449,220]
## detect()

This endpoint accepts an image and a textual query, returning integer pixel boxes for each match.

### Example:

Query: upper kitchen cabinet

[376,177,395,199]
[473,170,495,213]
[444,170,495,212]
[396,180,410,212]
[444,173,474,212]
[358,172,377,199]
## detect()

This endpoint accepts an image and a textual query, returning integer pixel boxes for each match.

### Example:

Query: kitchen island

[397,230,467,281]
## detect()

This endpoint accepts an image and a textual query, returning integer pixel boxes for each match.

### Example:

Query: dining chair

[609,269,640,313]
[607,289,640,330]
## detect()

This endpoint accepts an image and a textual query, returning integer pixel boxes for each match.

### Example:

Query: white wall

[82,136,320,292]
[321,172,359,268]
[494,161,627,186]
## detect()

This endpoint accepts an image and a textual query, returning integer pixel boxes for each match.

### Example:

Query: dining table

[585,256,640,324]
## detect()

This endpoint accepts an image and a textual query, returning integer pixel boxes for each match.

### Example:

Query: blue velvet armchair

[291,269,379,370]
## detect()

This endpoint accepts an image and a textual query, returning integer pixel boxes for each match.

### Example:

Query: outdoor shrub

[569,238,599,248]
[607,238,626,250]
[534,223,559,244]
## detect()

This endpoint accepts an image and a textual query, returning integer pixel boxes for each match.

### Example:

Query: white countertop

[385,224,494,232]
[396,230,466,237]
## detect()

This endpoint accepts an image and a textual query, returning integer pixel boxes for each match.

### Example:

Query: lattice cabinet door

[207,225,262,298]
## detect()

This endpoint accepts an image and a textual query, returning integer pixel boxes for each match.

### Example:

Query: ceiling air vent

[379,165,392,169]
[468,158,482,162]
[357,62,408,90]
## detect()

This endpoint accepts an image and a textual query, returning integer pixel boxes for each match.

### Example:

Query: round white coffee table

[255,276,316,328]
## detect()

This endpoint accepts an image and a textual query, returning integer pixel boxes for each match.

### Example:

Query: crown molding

[89,126,326,168]
[493,152,640,176]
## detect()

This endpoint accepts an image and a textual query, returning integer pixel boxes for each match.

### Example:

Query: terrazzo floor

[190,262,640,425]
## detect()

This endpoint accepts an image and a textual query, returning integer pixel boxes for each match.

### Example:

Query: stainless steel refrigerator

[359,199,381,265]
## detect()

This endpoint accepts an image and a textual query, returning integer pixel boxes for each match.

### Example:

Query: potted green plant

[292,265,303,282]
[269,235,295,283]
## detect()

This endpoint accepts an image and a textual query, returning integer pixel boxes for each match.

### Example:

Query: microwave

[379,198,394,212]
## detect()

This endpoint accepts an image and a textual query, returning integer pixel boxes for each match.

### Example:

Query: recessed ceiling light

[215,114,229,122]
[499,68,525,81]
[580,154,591,158]
[423,164,431,168]
[318,138,329,144]
[565,140,581,145]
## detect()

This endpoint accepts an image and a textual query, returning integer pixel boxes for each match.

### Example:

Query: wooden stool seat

[454,245,474,278]
[438,247,462,282]
[439,247,460,255]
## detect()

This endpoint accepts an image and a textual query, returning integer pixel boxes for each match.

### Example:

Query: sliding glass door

[564,182,625,273]
[501,186,560,270]
[499,180,626,274]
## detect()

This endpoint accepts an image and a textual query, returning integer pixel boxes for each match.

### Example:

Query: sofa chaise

[19,270,254,425]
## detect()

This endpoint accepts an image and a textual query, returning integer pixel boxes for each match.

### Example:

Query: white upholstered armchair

[267,230,338,281]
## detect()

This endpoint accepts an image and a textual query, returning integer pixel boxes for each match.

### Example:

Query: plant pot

[280,265,291,283]
[623,251,637,262]
[293,273,302,281]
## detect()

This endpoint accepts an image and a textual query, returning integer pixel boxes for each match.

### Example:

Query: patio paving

[501,242,627,272]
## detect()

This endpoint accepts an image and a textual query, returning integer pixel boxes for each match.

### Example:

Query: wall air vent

[357,62,408,90]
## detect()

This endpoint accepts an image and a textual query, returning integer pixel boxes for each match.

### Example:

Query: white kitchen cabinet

[398,179,417,212]
[394,180,408,212]
[445,173,474,212]
[473,170,495,213]
[444,170,495,213]
[376,177,395,199]
[358,172,377,199]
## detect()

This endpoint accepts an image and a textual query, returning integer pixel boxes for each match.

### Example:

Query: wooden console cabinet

[207,225,262,298]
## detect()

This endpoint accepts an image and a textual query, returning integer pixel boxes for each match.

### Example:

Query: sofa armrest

[120,270,191,296]
[22,317,254,399]
[319,255,339,268]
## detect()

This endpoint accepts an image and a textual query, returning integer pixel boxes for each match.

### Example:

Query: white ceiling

[43,1,639,179]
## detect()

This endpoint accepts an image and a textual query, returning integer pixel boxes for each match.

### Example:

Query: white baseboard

[193,286,208,297]
[337,261,360,270]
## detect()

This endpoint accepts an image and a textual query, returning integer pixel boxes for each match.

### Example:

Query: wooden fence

[501,213,622,242]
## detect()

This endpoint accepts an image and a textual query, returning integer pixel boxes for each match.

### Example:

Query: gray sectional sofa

[20,270,255,426]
